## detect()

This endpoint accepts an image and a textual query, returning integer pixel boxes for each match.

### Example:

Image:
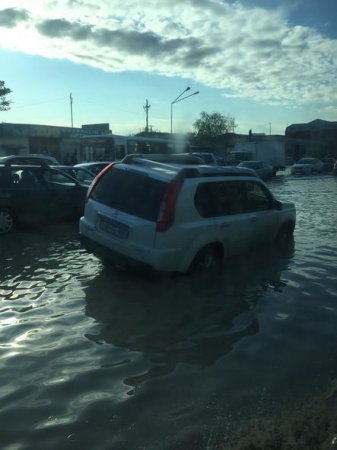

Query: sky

[0,0,336,136]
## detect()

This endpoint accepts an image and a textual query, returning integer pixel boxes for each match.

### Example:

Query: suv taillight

[156,176,183,232]
[85,163,115,201]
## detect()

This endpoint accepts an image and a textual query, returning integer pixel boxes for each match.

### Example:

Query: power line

[9,97,67,109]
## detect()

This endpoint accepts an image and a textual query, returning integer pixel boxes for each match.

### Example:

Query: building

[0,122,111,163]
[4,119,336,165]
[285,119,337,160]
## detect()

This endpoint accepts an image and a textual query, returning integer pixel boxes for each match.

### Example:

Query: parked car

[74,162,112,176]
[79,153,296,274]
[215,156,227,165]
[290,157,324,175]
[0,164,88,234]
[190,152,218,165]
[237,160,273,180]
[0,154,60,165]
[51,165,95,186]
[320,157,336,172]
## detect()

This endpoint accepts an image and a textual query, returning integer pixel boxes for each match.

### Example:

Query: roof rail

[121,153,204,165]
[119,154,257,179]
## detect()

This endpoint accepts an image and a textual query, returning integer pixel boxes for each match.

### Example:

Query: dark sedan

[0,164,88,234]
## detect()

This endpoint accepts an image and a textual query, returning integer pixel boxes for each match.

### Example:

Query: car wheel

[189,245,222,273]
[0,208,15,235]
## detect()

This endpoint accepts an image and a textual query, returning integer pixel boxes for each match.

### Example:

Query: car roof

[191,152,214,156]
[0,154,57,160]
[52,164,90,170]
[115,154,257,180]
[0,163,48,169]
[122,153,204,165]
[74,161,111,166]
[0,163,81,180]
[0,155,59,166]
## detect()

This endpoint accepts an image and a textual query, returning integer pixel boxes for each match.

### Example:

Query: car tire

[189,245,222,273]
[0,208,15,235]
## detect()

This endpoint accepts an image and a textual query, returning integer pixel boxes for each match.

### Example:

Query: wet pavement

[0,173,337,449]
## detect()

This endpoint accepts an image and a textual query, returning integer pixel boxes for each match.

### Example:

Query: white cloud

[0,0,336,108]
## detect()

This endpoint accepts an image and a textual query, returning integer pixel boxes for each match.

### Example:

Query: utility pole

[143,99,150,133]
[70,93,73,128]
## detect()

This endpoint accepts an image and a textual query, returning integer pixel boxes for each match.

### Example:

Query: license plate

[98,216,129,240]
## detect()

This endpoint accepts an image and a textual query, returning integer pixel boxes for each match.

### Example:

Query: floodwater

[0,173,337,450]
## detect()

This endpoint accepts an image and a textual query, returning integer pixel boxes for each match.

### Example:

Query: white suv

[79,154,296,273]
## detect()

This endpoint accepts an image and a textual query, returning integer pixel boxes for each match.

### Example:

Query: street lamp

[170,87,199,134]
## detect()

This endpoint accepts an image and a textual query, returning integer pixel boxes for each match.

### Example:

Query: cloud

[37,18,92,40]
[0,0,336,107]
[36,16,219,63]
[0,8,29,28]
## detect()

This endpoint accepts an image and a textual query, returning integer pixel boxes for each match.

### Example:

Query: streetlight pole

[170,87,199,134]
[70,92,74,128]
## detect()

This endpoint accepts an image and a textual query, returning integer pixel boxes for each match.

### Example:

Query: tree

[0,81,12,111]
[193,111,237,140]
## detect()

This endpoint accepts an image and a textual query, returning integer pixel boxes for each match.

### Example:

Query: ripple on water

[0,178,337,449]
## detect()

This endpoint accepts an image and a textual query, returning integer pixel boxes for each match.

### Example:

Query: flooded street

[1,173,337,449]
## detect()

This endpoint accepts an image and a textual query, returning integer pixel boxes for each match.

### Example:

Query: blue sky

[0,0,336,136]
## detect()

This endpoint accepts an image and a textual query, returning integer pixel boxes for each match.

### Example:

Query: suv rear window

[91,167,167,221]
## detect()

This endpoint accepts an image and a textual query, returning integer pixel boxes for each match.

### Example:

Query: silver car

[290,157,324,175]
[237,160,273,180]
[79,154,296,274]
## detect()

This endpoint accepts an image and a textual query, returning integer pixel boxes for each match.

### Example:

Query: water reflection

[84,242,294,387]
[0,223,80,282]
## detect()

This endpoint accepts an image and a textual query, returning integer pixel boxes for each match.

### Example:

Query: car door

[205,181,253,257]
[9,168,51,225]
[40,169,87,220]
[242,180,281,247]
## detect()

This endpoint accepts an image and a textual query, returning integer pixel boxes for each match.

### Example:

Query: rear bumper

[79,233,155,272]
[79,219,185,272]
